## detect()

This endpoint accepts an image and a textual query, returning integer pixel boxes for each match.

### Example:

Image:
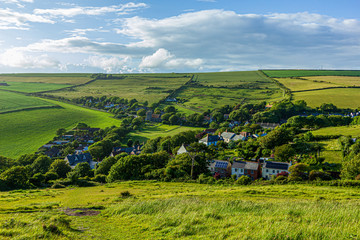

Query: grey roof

[263,161,289,170]
[232,161,259,171]
[177,144,188,155]
[208,160,229,169]
[221,132,236,140]
[200,135,223,143]
[65,152,92,166]
[232,135,246,141]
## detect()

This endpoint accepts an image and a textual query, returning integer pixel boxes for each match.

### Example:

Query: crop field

[0,99,121,158]
[293,88,360,108]
[48,75,190,104]
[304,76,360,87]
[311,125,360,137]
[263,70,360,78]
[0,91,56,113]
[0,82,71,93]
[275,78,336,91]
[1,181,360,239]
[175,86,283,110]
[0,73,92,85]
[127,123,203,143]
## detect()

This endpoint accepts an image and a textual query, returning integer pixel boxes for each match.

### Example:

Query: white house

[262,161,291,180]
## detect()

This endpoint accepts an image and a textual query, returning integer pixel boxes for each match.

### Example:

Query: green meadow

[127,123,203,143]
[48,74,190,104]
[0,73,92,85]
[0,99,121,158]
[275,78,336,91]
[293,88,360,108]
[1,181,360,239]
[0,91,56,113]
[263,70,360,78]
[0,82,71,93]
[312,125,360,137]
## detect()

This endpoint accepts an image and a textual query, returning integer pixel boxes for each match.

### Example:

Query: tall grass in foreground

[104,198,360,239]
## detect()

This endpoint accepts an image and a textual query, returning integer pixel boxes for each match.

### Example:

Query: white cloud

[1,0,33,8]
[140,48,203,70]
[34,3,147,18]
[65,27,109,37]
[86,55,131,73]
[0,8,54,30]
[0,49,60,69]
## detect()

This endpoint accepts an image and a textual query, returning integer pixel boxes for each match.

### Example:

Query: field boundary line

[0,105,62,115]
[258,70,291,101]
[292,86,360,93]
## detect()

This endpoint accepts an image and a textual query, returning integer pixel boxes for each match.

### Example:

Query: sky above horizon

[0,0,359,73]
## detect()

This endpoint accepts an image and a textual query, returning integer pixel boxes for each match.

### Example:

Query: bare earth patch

[63,208,101,216]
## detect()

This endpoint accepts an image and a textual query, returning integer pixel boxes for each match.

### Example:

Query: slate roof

[221,132,236,141]
[263,161,290,170]
[232,161,259,171]
[65,153,92,166]
[200,135,223,143]
[177,144,188,155]
[232,135,246,141]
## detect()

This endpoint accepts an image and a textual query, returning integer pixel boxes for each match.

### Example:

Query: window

[277,170,279,173]
[272,170,275,173]
[266,169,268,173]
[251,170,254,174]
[241,169,243,173]
[234,169,238,172]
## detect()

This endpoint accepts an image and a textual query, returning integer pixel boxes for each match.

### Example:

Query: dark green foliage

[95,156,119,176]
[74,162,93,178]
[29,173,45,186]
[0,156,14,174]
[49,159,71,178]
[274,144,296,162]
[341,155,360,180]
[288,163,309,181]
[259,127,293,149]
[0,166,29,189]
[165,153,209,179]
[309,171,332,181]
[31,155,52,175]
[120,191,131,198]
[89,139,113,161]
[92,174,107,183]
[235,175,252,185]
[16,154,38,166]
[45,171,59,182]
[51,182,66,189]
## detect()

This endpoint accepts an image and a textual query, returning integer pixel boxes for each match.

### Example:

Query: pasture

[275,78,336,91]
[293,88,360,109]
[0,99,121,158]
[263,70,360,78]
[0,73,92,85]
[311,125,360,137]
[127,123,203,143]
[48,74,190,104]
[0,91,55,113]
[0,82,71,93]
[1,181,360,239]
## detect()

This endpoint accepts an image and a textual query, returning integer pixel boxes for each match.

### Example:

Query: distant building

[199,134,223,146]
[262,161,291,180]
[65,152,97,169]
[231,161,261,180]
[110,145,142,157]
[208,160,232,178]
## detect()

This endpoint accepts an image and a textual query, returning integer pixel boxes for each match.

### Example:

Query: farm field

[0,73,92,84]
[48,74,190,104]
[311,125,360,137]
[0,91,56,113]
[127,123,203,143]
[0,81,71,93]
[174,86,283,111]
[305,76,360,87]
[275,78,336,91]
[263,70,360,78]
[1,181,360,239]
[158,102,200,115]
[315,139,342,164]
[293,88,360,108]
[0,99,121,158]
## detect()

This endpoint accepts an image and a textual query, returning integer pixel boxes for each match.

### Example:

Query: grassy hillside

[48,74,191,104]
[127,123,203,143]
[0,99,121,158]
[311,125,360,137]
[0,82,71,93]
[0,73,92,84]
[263,70,360,78]
[1,181,360,239]
[0,91,56,113]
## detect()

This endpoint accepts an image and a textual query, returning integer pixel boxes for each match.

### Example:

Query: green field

[127,123,203,143]
[312,125,360,137]
[263,70,360,78]
[293,88,360,108]
[275,78,336,91]
[0,82,71,93]
[0,91,56,113]
[1,181,360,239]
[0,73,92,84]
[0,99,121,158]
[48,74,190,104]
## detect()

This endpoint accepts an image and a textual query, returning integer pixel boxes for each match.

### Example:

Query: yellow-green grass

[0,91,56,113]
[127,123,203,143]
[293,88,360,109]
[196,71,276,87]
[311,125,360,137]
[0,82,71,93]
[48,75,190,104]
[275,78,336,91]
[304,76,360,87]
[1,182,360,239]
[0,99,121,158]
[321,150,342,164]
[175,86,283,111]
[159,102,200,115]
[263,70,360,78]
[0,73,92,84]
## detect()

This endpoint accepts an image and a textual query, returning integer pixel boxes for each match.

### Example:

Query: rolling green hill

[0,99,121,158]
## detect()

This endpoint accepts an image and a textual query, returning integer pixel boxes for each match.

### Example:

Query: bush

[275,175,288,182]
[309,170,332,181]
[120,191,131,198]
[197,174,215,184]
[51,182,65,189]
[355,174,360,180]
[45,171,59,182]
[92,174,107,183]
[235,175,252,185]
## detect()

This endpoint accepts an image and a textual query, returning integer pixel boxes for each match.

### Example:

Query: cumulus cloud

[0,8,54,30]
[65,27,109,37]
[86,55,131,73]
[139,48,203,70]
[34,3,147,18]
[0,49,60,69]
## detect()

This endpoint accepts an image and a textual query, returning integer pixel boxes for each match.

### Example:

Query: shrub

[309,170,332,181]
[355,174,360,180]
[92,174,107,183]
[235,175,252,185]
[45,171,59,182]
[120,191,131,198]
[51,182,65,189]
[275,175,288,182]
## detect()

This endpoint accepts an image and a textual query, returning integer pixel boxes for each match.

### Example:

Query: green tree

[95,156,119,176]
[274,144,295,162]
[169,115,179,125]
[0,166,29,188]
[137,109,146,117]
[31,155,53,175]
[341,155,360,180]
[164,106,176,113]
[48,159,71,178]
[56,128,66,136]
[74,162,92,178]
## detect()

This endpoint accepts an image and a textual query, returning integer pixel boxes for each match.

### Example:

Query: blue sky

[0,0,359,73]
